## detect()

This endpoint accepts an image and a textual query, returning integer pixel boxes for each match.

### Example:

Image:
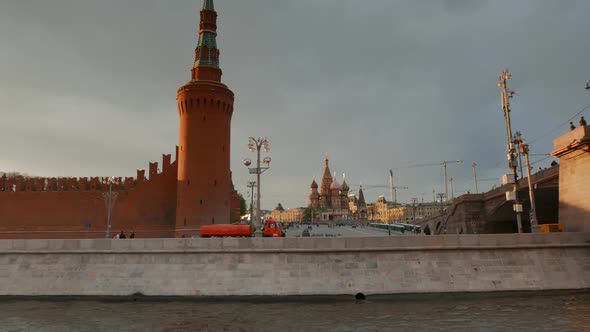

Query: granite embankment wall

[1,233,589,297]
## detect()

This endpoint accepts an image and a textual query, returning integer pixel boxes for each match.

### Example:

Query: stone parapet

[0,233,589,253]
[1,234,590,297]
[552,125,590,157]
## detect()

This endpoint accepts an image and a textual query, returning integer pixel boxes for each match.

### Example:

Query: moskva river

[0,291,588,331]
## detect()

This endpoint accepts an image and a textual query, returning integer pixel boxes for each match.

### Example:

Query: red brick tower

[176,0,235,234]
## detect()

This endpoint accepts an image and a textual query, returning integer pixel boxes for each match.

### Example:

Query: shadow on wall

[485,187,559,234]
[559,201,590,232]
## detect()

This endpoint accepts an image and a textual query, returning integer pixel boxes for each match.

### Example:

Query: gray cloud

[1,0,589,209]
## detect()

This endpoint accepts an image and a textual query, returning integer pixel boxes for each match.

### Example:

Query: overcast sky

[1,0,589,209]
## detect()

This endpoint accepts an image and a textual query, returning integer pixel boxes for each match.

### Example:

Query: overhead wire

[528,103,590,146]
[487,102,590,170]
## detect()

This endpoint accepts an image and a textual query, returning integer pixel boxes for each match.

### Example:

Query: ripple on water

[0,292,588,332]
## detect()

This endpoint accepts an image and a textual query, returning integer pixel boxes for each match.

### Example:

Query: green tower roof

[202,0,214,11]
[194,0,219,69]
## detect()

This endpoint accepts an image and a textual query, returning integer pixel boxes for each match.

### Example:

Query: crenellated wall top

[0,152,178,193]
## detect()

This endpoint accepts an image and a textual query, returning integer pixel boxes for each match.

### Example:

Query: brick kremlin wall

[0,154,178,239]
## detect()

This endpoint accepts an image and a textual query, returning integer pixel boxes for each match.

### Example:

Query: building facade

[367,196,446,224]
[266,208,305,223]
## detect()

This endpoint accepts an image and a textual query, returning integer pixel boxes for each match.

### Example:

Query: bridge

[418,165,559,234]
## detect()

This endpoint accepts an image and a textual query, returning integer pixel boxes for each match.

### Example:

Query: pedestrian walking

[130,230,135,239]
[119,231,126,239]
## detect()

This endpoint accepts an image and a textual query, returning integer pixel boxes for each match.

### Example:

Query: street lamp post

[243,137,271,231]
[247,181,256,228]
[472,162,478,194]
[411,197,418,232]
[442,160,463,201]
[1,173,6,192]
[101,177,119,238]
[498,69,523,233]
[436,193,446,234]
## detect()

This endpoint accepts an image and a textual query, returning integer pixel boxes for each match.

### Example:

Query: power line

[530,155,554,166]
[528,103,590,146]
[488,103,590,169]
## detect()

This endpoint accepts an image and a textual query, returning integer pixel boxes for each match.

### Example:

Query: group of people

[113,230,135,239]
[569,116,587,131]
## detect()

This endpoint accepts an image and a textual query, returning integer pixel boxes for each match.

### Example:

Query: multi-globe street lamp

[101,176,118,238]
[243,137,271,230]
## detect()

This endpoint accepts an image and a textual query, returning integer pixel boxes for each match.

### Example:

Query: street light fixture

[411,197,418,232]
[243,137,271,230]
[472,162,478,194]
[101,176,119,238]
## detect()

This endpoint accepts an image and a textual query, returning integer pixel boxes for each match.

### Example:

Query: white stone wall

[0,233,589,296]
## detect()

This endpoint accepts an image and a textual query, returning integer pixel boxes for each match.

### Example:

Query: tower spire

[191,0,222,81]
[202,0,214,10]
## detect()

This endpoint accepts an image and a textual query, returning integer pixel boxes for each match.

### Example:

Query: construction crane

[389,170,408,204]
[350,171,408,204]
[397,160,463,201]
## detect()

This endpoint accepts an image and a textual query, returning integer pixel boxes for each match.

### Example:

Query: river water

[1,291,589,331]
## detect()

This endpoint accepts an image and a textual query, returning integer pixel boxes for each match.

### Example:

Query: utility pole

[498,69,523,233]
[519,141,538,230]
[514,131,525,179]
[472,162,478,194]
[449,177,455,201]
